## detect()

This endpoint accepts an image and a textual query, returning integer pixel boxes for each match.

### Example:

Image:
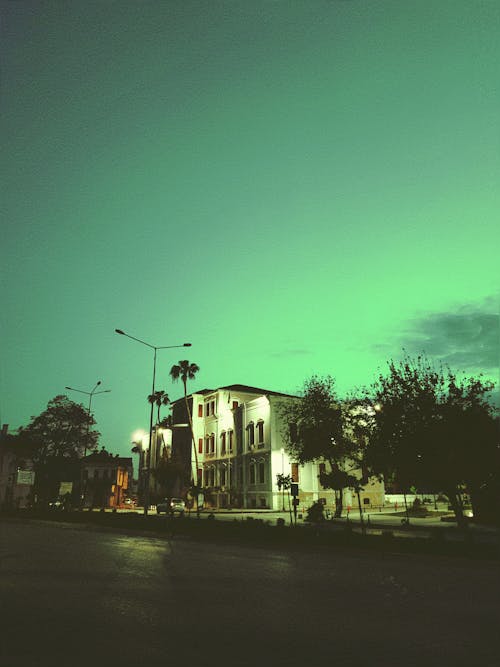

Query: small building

[0,424,35,509]
[81,449,133,508]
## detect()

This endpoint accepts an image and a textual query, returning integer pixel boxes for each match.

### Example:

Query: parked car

[48,499,63,511]
[157,498,186,516]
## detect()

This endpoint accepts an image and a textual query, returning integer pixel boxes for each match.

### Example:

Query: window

[198,404,203,418]
[205,437,210,454]
[257,421,264,445]
[249,464,256,484]
[197,468,202,483]
[291,463,299,483]
[247,422,255,447]
[228,430,234,452]
[198,438,203,454]
[220,467,226,486]
[363,498,370,505]
[210,468,215,486]
[259,497,267,508]
[211,401,215,415]
[258,462,265,484]
[232,401,239,409]
[210,433,215,454]
[220,432,226,455]
[204,469,209,486]
[205,403,210,417]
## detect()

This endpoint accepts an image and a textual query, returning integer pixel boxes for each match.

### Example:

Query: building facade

[171,385,384,513]
[0,424,35,509]
[81,449,133,508]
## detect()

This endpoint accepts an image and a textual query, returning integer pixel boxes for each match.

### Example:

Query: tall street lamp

[115,328,191,516]
[65,381,111,456]
[66,381,111,509]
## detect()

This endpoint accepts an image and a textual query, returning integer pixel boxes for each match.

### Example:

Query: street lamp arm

[115,329,191,350]
[156,343,191,349]
[115,329,155,348]
[93,390,112,395]
[65,386,91,396]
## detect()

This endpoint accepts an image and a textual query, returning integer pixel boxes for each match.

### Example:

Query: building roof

[82,449,133,466]
[220,384,298,399]
[171,384,298,404]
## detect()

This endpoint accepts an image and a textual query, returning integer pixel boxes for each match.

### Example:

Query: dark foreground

[1,518,498,667]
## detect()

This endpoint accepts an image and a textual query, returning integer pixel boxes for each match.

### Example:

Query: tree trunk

[469,482,498,525]
[403,492,410,524]
[356,488,366,535]
[183,382,200,518]
[334,489,343,518]
[447,488,467,529]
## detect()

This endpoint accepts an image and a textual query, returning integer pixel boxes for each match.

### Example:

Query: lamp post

[115,328,191,516]
[65,381,111,457]
[65,381,111,509]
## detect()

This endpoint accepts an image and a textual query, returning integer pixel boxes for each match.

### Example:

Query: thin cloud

[377,296,499,375]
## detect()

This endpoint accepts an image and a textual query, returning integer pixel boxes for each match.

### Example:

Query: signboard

[59,481,73,496]
[17,470,35,485]
[290,482,299,497]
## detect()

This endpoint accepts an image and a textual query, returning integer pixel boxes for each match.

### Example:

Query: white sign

[59,481,73,495]
[17,470,35,485]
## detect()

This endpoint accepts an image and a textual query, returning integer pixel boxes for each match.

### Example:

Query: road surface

[1,518,498,667]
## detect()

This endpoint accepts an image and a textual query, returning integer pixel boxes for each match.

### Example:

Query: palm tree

[169,360,200,507]
[147,390,170,424]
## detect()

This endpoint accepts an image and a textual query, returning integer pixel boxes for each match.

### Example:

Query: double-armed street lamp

[115,328,191,516]
[65,381,111,456]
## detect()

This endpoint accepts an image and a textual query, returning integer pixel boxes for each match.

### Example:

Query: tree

[18,395,100,503]
[169,360,200,512]
[151,454,186,501]
[147,390,170,424]
[276,473,293,523]
[279,376,364,518]
[365,355,498,527]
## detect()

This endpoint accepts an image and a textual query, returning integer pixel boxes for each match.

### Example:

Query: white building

[171,384,384,512]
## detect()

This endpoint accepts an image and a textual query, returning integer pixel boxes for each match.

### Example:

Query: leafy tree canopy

[280,375,362,468]
[365,354,498,523]
[279,376,367,517]
[18,395,100,463]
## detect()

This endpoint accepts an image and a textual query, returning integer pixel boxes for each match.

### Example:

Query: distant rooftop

[83,449,133,465]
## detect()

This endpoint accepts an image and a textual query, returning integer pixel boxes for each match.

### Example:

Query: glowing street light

[115,328,191,516]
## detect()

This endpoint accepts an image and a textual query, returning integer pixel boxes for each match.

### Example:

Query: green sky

[2,0,498,458]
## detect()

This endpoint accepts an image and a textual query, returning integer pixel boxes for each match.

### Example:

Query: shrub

[305,501,324,523]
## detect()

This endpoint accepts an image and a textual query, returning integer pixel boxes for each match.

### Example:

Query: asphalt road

[1,518,498,667]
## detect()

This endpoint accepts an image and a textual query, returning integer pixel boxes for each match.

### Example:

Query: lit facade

[171,385,384,512]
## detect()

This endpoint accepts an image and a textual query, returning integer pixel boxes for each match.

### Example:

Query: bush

[305,501,324,523]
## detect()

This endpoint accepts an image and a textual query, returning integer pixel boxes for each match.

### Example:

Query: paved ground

[1,517,499,667]
[118,504,499,541]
